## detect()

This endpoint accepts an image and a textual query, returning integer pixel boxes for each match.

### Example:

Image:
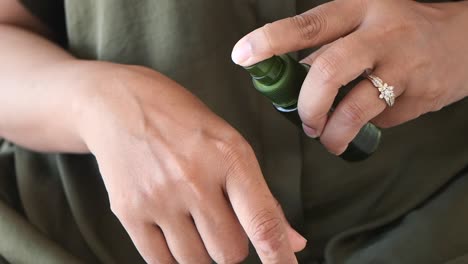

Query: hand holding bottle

[242,54,381,161]
[232,0,468,155]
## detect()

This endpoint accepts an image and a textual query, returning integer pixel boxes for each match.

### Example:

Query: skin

[3,0,468,263]
[0,1,307,264]
[233,0,468,155]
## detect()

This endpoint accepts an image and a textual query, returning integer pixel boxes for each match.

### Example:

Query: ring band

[366,73,396,107]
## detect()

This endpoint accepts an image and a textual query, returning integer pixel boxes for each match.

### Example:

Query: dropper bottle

[244,54,381,161]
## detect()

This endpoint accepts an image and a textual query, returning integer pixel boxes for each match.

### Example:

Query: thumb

[231,0,363,66]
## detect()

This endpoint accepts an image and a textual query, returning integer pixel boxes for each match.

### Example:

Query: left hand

[232,0,468,155]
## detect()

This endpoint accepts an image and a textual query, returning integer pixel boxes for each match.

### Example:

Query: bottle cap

[244,55,307,108]
[244,56,285,85]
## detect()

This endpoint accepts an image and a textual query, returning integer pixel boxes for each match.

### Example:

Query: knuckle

[110,201,134,224]
[109,202,123,218]
[297,102,327,128]
[109,192,149,222]
[407,78,443,113]
[312,53,340,82]
[218,131,249,154]
[250,210,284,253]
[170,162,208,201]
[430,101,444,112]
[109,194,132,217]
[339,101,368,126]
[373,19,418,46]
[181,174,206,199]
[217,140,243,166]
[424,87,442,105]
[260,23,276,52]
[311,35,367,85]
[163,152,206,197]
[290,9,327,41]
[216,134,256,179]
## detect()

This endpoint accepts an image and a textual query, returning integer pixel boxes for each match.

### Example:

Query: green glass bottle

[243,54,381,161]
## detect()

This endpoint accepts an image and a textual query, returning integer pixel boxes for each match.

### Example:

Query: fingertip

[231,37,253,66]
[232,27,278,66]
[302,124,320,138]
[287,227,307,252]
[320,131,348,155]
[333,144,348,156]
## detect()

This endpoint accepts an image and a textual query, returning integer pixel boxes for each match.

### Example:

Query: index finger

[231,0,365,66]
[224,150,298,263]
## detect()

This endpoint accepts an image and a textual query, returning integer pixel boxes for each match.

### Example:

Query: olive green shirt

[1,0,467,263]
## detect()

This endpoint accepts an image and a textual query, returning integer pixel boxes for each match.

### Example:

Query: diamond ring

[365,73,396,107]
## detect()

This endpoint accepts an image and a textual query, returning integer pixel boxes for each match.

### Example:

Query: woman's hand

[80,65,306,264]
[232,0,468,155]
[2,1,307,262]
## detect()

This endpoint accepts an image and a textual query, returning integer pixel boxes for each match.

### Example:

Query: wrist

[31,59,105,153]
[0,59,104,153]
[72,62,158,155]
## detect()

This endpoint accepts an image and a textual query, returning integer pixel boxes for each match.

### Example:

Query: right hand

[78,64,307,263]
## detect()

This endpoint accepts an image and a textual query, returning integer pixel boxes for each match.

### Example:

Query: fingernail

[302,124,319,138]
[231,39,252,65]
[295,231,308,245]
[288,228,308,252]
